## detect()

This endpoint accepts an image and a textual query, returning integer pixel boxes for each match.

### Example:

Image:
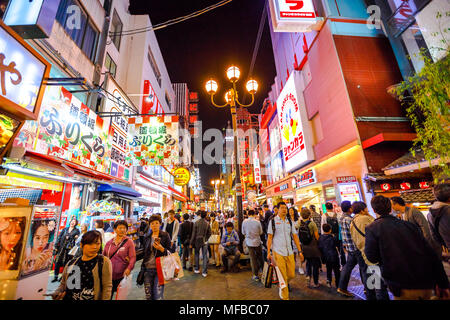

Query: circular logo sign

[173,167,191,186]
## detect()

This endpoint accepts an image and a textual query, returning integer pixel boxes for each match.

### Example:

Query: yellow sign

[173,167,191,186]
[0,172,63,191]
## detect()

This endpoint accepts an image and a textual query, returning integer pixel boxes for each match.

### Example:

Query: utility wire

[109,0,233,37]
[243,3,267,104]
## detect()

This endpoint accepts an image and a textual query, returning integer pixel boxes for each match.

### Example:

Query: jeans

[306,257,321,285]
[144,269,164,300]
[325,262,341,287]
[222,247,240,271]
[338,250,389,300]
[338,241,346,266]
[248,245,263,277]
[194,243,209,273]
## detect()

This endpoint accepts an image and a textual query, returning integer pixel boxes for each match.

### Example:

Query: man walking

[338,201,369,297]
[351,201,389,300]
[267,202,304,300]
[179,213,193,270]
[366,195,449,300]
[190,211,211,277]
[242,210,263,281]
[391,196,441,258]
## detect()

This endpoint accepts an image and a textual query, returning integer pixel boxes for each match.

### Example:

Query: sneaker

[327,281,332,288]
[51,278,59,283]
[252,275,260,281]
[194,270,200,274]
[202,273,208,278]
[337,288,354,297]
[312,283,320,288]
[298,267,305,275]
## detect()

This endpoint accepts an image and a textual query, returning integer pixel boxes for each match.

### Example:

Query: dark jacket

[365,215,449,295]
[179,221,193,245]
[190,218,211,248]
[55,227,80,253]
[262,210,273,234]
[401,206,441,258]
[142,230,172,263]
[318,234,339,264]
[428,202,450,249]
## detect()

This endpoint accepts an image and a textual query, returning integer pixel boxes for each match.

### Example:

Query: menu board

[337,183,362,203]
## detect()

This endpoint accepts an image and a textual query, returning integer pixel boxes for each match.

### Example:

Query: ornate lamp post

[205,66,258,238]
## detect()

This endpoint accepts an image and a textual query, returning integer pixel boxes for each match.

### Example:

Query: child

[318,224,341,288]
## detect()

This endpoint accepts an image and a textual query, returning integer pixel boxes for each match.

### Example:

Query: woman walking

[141,215,172,300]
[209,213,221,267]
[52,230,112,300]
[103,220,136,299]
[52,218,80,282]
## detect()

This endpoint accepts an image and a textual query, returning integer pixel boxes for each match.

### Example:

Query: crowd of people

[49,183,450,301]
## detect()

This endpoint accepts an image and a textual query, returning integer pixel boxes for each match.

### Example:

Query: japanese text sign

[127,115,179,166]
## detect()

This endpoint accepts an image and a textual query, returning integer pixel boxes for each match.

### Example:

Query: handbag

[261,261,274,288]
[208,234,220,244]
[136,266,145,286]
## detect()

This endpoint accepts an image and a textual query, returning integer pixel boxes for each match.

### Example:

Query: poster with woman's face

[0,206,32,280]
[20,206,59,278]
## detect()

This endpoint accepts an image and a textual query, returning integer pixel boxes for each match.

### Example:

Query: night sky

[129,0,276,188]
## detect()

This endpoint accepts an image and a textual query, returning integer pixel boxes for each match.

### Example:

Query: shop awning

[382,149,444,175]
[364,172,430,182]
[168,186,188,202]
[98,183,142,197]
[400,188,434,204]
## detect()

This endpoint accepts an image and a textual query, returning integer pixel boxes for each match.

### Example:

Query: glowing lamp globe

[205,79,218,94]
[226,66,240,82]
[246,79,258,94]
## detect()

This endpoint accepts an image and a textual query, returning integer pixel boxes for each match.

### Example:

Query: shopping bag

[261,262,274,288]
[208,234,220,244]
[171,252,184,279]
[156,252,181,285]
[274,266,287,289]
[115,276,132,300]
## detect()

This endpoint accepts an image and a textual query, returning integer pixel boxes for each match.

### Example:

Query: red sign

[400,182,411,190]
[337,176,357,184]
[381,183,392,191]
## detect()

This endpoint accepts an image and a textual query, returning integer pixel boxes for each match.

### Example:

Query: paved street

[47,258,364,300]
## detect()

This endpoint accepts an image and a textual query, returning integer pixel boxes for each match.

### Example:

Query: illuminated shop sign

[253,151,262,184]
[276,71,314,173]
[0,20,50,120]
[268,0,323,32]
[295,168,317,188]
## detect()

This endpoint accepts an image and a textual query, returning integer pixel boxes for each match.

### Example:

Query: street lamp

[204,65,258,242]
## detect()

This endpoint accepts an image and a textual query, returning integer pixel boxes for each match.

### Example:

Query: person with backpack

[350,201,390,300]
[323,202,345,266]
[267,202,304,300]
[297,208,321,288]
[428,183,450,259]
[103,220,136,299]
[190,211,211,277]
[52,230,112,300]
[318,224,341,289]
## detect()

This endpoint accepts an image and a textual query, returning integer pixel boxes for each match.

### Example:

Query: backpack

[327,216,339,236]
[430,205,449,249]
[298,220,313,245]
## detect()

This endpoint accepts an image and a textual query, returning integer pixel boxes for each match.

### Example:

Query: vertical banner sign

[142,80,162,114]
[253,151,262,184]
[276,71,314,173]
[14,86,112,174]
[105,79,132,181]
[127,115,179,166]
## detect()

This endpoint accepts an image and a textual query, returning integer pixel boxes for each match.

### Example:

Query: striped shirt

[340,214,357,252]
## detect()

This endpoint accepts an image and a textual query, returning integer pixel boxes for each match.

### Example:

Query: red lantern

[400,182,411,190]
[381,183,392,191]
[419,181,430,189]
